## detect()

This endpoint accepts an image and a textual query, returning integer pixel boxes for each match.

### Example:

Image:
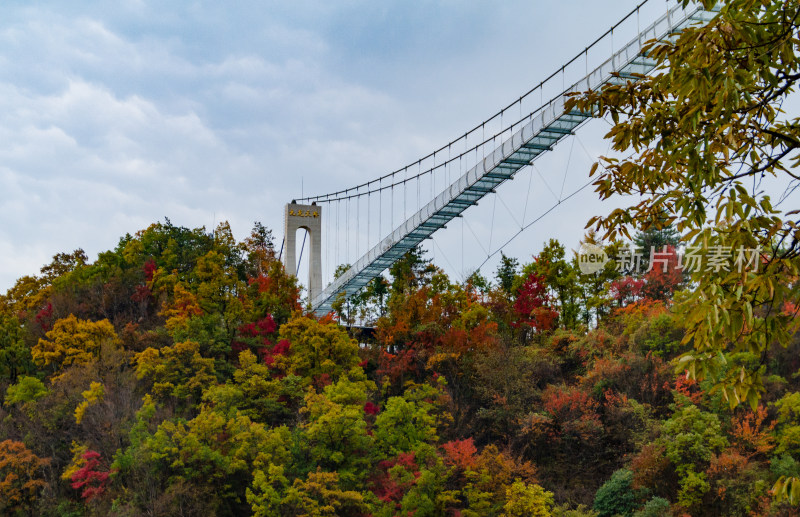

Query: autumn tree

[299,368,375,487]
[0,275,49,319]
[69,449,114,501]
[123,405,291,515]
[260,469,369,517]
[503,480,554,517]
[0,440,49,515]
[640,246,684,302]
[202,350,304,426]
[512,272,558,338]
[245,257,302,330]
[0,314,35,382]
[4,376,48,406]
[159,246,247,362]
[524,240,583,329]
[277,315,362,386]
[375,276,451,386]
[32,314,120,373]
[123,218,215,283]
[444,442,539,516]
[40,249,88,284]
[134,340,217,407]
[608,276,645,307]
[374,394,438,458]
[241,221,275,276]
[472,344,561,446]
[0,249,86,322]
[519,385,605,469]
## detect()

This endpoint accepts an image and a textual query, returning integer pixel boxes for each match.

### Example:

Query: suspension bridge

[282,0,718,316]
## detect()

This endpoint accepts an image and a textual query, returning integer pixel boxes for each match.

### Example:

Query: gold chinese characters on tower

[288,208,320,218]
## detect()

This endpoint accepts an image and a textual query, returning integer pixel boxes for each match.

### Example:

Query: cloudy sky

[0,0,752,292]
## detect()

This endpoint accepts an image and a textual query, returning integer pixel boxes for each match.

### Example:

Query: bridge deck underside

[312,5,717,315]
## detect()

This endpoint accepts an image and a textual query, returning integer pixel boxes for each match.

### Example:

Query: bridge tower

[283,202,323,304]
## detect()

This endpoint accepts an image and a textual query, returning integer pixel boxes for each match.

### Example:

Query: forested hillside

[2,0,800,514]
[0,219,798,516]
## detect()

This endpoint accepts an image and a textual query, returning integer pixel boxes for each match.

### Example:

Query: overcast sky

[4,0,782,293]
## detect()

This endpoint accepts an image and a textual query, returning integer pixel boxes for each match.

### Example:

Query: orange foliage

[581,357,630,389]
[0,440,50,514]
[541,385,603,442]
[246,259,302,323]
[161,283,204,330]
[608,299,668,336]
[441,322,498,355]
[729,406,775,460]
[580,352,673,409]
[520,413,555,441]
[376,283,500,388]
[707,451,749,483]
[441,438,478,470]
[674,372,704,405]
[376,286,435,349]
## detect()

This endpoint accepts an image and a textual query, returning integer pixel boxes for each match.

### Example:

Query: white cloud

[0,8,414,291]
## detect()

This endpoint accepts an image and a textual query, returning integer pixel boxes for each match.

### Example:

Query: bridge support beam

[283,202,322,305]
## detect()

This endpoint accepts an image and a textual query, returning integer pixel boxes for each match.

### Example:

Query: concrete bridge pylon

[283,201,322,304]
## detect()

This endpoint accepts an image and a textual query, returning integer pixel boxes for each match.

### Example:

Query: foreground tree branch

[568,0,800,411]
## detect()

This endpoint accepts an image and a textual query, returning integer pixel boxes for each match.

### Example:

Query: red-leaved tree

[512,273,558,333]
[641,246,683,302]
[70,450,113,500]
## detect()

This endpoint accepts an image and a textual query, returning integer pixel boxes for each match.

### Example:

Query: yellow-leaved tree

[32,314,119,373]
